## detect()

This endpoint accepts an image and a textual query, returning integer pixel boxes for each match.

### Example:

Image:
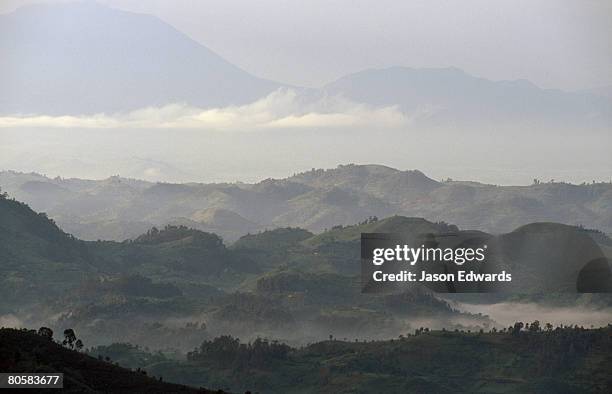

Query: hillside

[2,164,612,243]
[1,195,610,390]
[1,193,610,350]
[0,195,94,306]
[93,327,612,394]
[0,193,251,311]
[0,328,221,393]
[0,195,487,348]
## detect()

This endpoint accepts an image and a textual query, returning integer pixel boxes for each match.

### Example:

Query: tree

[75,339,84,351]
[37,327,54,340]
[512,322,524,336]
[63,329,77,349]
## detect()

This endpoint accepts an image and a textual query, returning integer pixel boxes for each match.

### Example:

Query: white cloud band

[0,89,409,130]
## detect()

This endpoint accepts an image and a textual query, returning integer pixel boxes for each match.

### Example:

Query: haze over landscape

[3,164,612,243]
[0,1,611,185]
[1,2,611,392]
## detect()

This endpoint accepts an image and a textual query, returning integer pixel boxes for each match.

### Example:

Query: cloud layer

[0,89,409,130]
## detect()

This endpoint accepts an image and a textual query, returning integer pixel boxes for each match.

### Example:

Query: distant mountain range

[0,2,280,115]
[1,2,610,129]
[2,164,612,243]
[322,67,612,127]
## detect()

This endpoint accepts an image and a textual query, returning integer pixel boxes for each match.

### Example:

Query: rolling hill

[92,327,612,394]
[0,195,478,346]
[1,193,610,350]
[1,195,611,391]
[2,164,611,243]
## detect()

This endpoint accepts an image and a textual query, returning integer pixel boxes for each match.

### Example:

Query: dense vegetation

[0,328,222,393]
[1,190,611,349]
[0,192,481,348]
[89,324,612,393]
[1,190,611,393]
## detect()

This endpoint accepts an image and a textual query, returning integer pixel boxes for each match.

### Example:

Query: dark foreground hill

[0,328,223,393]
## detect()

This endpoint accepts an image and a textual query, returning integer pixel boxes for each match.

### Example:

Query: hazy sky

[1,0,611,90]
[1,0,610,185]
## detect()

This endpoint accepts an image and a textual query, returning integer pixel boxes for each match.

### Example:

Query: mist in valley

[3,297,611,355]
[1,2,612,391]
[2,113,611,186]
[457,301,612,329]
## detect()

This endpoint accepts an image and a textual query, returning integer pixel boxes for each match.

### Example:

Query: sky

[0,0,610,185]
[1,0,611,91]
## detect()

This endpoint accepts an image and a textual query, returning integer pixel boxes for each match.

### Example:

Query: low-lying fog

[3,300,611,352]
[2,123,610,186]
[457,302,612,328]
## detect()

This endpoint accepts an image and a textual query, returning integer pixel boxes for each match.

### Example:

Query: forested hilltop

[1,191,611,349]
[2,164,612,243]
[91,324,612,393]
[0,192,472,347]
